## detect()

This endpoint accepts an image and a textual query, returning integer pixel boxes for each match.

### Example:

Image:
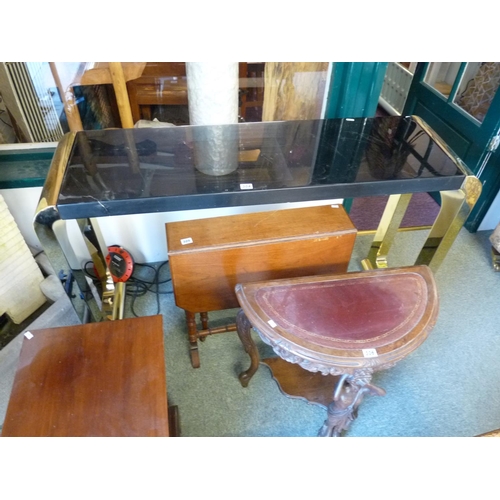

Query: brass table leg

[362,176,481,273]
[492,247,500,272]
[33,131,126,323]
[76,218,116,320]
[112,282,126,320]
[361,193,412,270]
[415,176,482,272]
[33,132,100,323]
[34,213,96,322]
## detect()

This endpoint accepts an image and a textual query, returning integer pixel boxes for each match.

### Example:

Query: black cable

[82,259,173,317]
[130,261,173,316]
[83,261,99,280]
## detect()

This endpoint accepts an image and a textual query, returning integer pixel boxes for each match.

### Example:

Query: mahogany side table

[1,315,178,437]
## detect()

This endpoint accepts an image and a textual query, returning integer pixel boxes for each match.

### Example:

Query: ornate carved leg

[185,311,200,368]
[318,371,386,437]
[199,312,209,341]
[236,309,260,387]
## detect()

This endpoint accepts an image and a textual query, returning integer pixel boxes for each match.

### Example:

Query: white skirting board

[0,194,46,323]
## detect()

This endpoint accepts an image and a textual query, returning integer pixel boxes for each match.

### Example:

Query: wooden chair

[49,62,145,131]
[126,62,188,124]
[126,62,265,124]
[235,265,439,436]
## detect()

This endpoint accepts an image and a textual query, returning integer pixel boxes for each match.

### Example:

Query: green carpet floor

[1,227,499,437]
[131,227,500,437]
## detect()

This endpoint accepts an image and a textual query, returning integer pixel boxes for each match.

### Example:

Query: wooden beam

[262,62,329,121]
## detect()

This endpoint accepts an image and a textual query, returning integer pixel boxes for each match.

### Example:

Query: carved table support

[236,310,260,387]
[318,371,386,437]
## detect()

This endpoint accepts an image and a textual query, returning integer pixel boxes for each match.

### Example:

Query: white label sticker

[331,204,339,208]
[180,237,193,245]
[362,348,378,358]
[24,331,34,340]
[240,183,253,190]
[268,319,277,328]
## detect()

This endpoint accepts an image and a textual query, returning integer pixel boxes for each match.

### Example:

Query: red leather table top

[236,266,439,359]
[255,272,428,350]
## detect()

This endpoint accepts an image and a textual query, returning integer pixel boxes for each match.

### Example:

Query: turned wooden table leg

[185,310,200,368]
[199,312,209,341]
[236,309,260,387]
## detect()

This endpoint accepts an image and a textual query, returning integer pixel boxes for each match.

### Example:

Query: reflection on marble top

[55,116,469,218]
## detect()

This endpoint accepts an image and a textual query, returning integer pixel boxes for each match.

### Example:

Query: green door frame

[325,62,388,119]
[324,62,388,212]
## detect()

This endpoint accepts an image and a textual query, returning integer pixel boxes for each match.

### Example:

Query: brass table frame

[33,117,482,323]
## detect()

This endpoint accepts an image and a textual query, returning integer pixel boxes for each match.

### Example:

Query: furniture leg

[236,309,260,387]
[127,82,142,124]
[492,246,500,271]
[185,310,200,368]
[168,405,181,437]
[199,312,209,341]
[317,372,385,437]
[34,213,99,322]
[362,193,412,270]
[415,176,482,272]
[123,129,141,174]
[33,132,102,323]
[108,62,135,128]
[77,218,115,320]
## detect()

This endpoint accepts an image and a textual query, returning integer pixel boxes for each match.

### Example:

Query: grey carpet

[158,228,500,437]
[0,293,80,428]
[1,227,499,437]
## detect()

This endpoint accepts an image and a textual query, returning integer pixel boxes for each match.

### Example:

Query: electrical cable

[129,261,173,317]
[83,259,173,317]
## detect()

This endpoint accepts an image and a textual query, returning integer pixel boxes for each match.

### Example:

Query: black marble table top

[55,115,470,219]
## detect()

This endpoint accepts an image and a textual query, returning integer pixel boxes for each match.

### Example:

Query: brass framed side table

[33,115,481,324]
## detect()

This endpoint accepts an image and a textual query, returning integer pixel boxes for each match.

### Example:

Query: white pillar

[186,62,239,176]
